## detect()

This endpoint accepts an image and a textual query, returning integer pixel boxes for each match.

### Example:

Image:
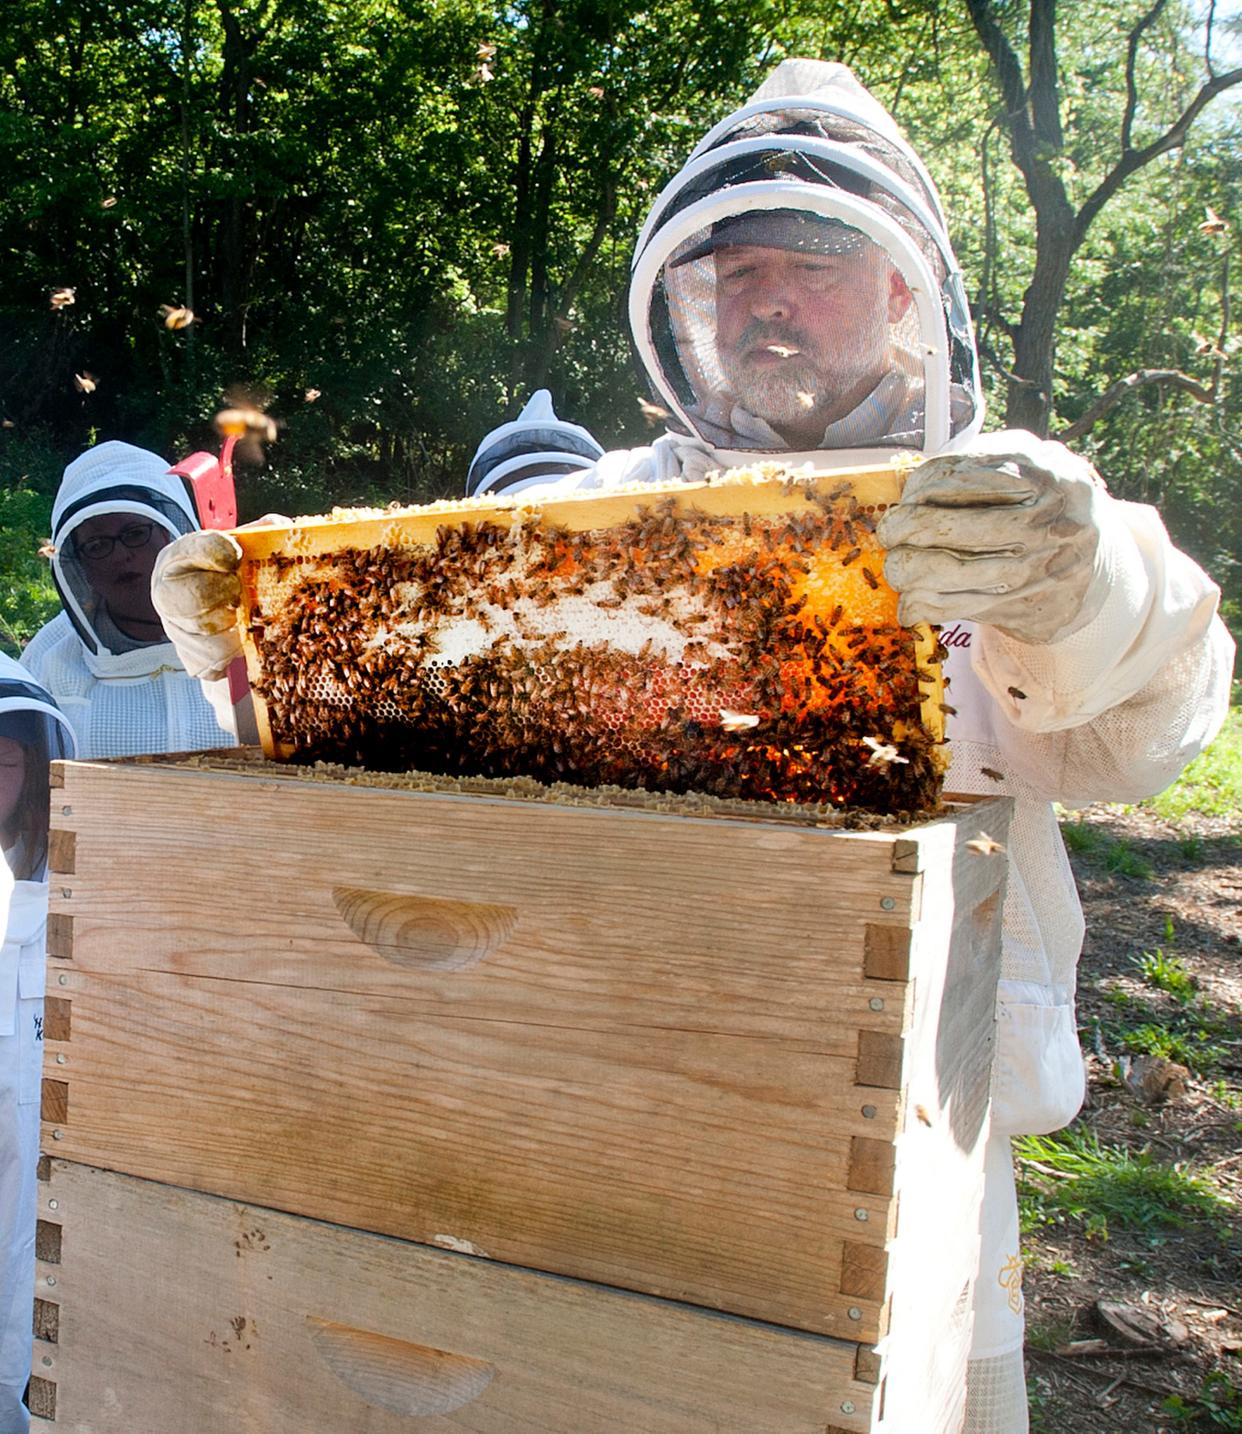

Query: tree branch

[1077,65,1242,244]
[1057,369,1216,443]
[1122,0,1169,154]
[977,335,1041,389]
[966,0,1074,230]
[1205,0,1219,80]
[1212,250,1231,396]
[556,171,617,319]
[965,0,1031,138]
[975,121,997,328]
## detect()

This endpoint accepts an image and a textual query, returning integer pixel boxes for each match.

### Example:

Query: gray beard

[724,356,830,429]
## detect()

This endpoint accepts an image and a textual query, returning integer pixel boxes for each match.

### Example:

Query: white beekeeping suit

[482,59,1235,1432]
[0,658,75,1434]
[21,442,236,759]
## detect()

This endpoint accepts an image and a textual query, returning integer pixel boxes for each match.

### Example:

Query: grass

[1061,824,1154,878]
[1104,838,1155,879]
[1133,944,1198,1001]
[1061,817,1107,855]
[1161,1365,1242,1428]
[1119,1021,1229,1072]
[1015,1124,1229,1240]
[1144,708,1242,822]
[1059,817,1156,877]
[1099,990,1232,1074]
[1027,1374,1054,1434]
[1100,923,1233,1073]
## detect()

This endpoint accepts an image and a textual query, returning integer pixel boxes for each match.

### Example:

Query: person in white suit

[0,658,75,1434]
[21,441,234,759]
[147,60,1234,1432]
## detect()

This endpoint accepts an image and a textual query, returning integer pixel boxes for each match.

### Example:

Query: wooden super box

[32,752,1010,1433]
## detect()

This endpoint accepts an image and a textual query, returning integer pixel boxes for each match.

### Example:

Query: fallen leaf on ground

[1117,1053,1190,1105]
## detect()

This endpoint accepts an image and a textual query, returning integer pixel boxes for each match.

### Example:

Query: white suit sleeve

[506,433,719,497]
[971,496,1235,807]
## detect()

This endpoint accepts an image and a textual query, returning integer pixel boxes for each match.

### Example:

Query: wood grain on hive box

[40,753,1009,1427]
[32,1159,880,1434]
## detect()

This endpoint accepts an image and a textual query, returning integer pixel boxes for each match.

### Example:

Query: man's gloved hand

[876,434,1110,645]
[150,530,245,680]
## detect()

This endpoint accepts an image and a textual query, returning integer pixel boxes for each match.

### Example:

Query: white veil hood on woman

[49,441,199,661]
[628,59,984,464]
[0,653,76,883]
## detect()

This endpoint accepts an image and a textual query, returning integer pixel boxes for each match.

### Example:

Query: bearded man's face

[714,239,906,439]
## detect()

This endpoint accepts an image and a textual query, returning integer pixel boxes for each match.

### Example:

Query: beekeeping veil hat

[466,390,605,497]
[0,653,76,881]
[629,59,983,463]
[0,658,74,765]
[49,441,199,671]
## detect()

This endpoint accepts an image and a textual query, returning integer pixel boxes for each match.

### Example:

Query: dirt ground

[1023,804,1241,1432]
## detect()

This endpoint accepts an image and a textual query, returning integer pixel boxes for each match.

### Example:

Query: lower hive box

[36,751,1011,1432]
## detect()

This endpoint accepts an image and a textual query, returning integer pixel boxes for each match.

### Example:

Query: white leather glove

[876,433,1110,645]
[150,530,245,680]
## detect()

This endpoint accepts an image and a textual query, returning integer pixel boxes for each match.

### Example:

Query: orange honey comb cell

[231,460,947,811]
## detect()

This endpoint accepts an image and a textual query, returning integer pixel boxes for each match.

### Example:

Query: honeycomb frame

[231,461,948,811]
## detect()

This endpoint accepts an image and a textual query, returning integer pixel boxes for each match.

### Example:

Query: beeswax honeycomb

[233,462,948,810]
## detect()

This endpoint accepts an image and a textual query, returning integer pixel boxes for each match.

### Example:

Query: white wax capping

[367,578,733,668]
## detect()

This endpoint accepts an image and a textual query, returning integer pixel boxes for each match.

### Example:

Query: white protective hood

[628,59,984,467]
[465,390,606,497]
[49,441,200,678]
[0,652,75,891]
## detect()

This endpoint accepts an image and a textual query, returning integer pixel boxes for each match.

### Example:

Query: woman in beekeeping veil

[0,659,75,1434]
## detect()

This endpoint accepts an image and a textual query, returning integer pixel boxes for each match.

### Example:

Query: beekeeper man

[149,59,1234,1432]
[1,659,75,1433]
[21,442,235,759]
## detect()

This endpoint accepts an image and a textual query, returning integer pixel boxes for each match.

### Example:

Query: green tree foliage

[948,1,1242,623]
[1,1,1239,644]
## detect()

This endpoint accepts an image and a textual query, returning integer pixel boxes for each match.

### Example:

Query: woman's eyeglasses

[72,522,159,562]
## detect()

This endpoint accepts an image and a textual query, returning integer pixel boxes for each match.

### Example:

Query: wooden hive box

[33,752,1011,1433]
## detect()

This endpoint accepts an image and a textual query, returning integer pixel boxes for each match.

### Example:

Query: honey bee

[637,398,671,425]
[159,304,195,330]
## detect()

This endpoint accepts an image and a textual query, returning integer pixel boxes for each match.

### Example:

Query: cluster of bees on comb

[241,476,948,812]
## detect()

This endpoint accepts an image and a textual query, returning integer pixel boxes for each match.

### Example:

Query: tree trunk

[217,0,256,356]
[1007,219,1075,434]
